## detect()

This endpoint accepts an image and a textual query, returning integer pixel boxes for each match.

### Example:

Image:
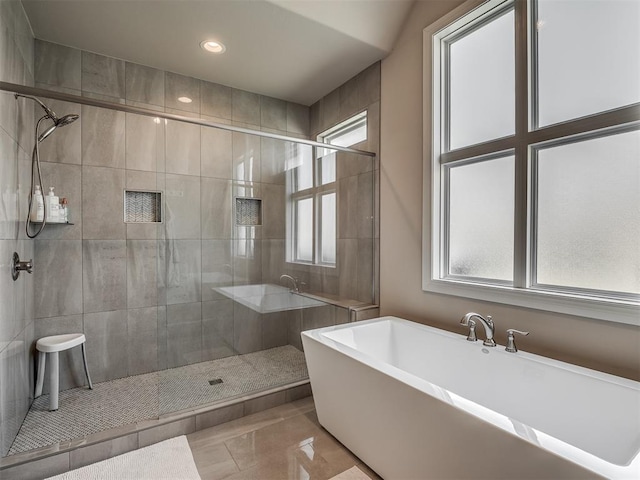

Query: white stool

[35,333,93,411]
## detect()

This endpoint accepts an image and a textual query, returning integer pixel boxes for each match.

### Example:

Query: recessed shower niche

[235,197,262,226]
[124,190,163,223]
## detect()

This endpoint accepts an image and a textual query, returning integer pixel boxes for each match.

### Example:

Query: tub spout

[280,274,300,293]
[460,312,496,347]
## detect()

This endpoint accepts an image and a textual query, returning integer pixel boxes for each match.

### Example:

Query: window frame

[286,112,368,268]
[423,0,640,325]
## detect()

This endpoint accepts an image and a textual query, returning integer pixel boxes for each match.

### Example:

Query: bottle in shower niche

[46,187,59,222]
[30,185,44,222]
[59,198,69,223]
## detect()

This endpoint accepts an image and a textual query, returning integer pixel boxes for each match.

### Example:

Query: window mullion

[513,0,529,289]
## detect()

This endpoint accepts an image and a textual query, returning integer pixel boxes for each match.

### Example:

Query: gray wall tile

[358,62,381,109]
[233,238,262,286]
[164,174,200,239]
[69,432,138,470]
[195,403,243,431]
[202,299,234,361]
[127,307,158,375]
[83,240,127,313]
[338,75,360,119]
[231,89,260,126]
[244,391,286,415]
[125,112,165,172]
[202,239,233,301]
[286,102,309,136]
[262,312,288,349]
[201,177,232,239]
[201,126,232,179]
[82,105,125,168]
[81,51,125,99]
[166,302,202,367]
[82,166,125,239]
[232,132,261,182]
[201,81,231,119]
[260,137,287,185]
[126,63,164,107]
[138,417,195,448]
[165,119,200,176]
[83,310,128,383]
[233,304,261,354]
[164,240,201,305]
[261,239,285,286]
[35,40,81,90]
[1,451,69,479]
[127,239,158,308]
[301,304,336,331]
[165,72,200,113]
[34,240,83,318]
[262,183,285,239]
[157,306,167,370]
[260,96,287,131]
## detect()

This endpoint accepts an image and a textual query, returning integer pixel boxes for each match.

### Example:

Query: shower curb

[0,381,312,479]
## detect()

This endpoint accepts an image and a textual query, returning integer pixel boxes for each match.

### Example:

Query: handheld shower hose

[15,94,79,238]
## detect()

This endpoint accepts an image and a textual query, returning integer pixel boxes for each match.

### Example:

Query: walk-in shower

[0,81,377,461]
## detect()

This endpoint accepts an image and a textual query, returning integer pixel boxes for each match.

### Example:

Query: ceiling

[21,0,415,106]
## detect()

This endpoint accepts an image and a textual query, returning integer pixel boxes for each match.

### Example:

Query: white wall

[380,0,639,381]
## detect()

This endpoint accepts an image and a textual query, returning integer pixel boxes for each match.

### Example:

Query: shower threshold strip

[0,81,376,157]
[2,345,310,469]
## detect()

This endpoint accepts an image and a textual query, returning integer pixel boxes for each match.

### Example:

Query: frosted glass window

[536,0,640,127]
[320,193,336,264]
[321,112,367,148]
[295,198,313,262]
[295,150,313,191]
[448,156,514,281]
[535,130,640,294]
[448,9,515,150]
[319,151,336,185]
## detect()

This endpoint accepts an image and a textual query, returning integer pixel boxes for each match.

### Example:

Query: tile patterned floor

[187,397,383,480]
[9,346,307,455]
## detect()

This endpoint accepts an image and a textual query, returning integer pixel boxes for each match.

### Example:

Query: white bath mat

[330,466,372,480]
[46,436,201,480]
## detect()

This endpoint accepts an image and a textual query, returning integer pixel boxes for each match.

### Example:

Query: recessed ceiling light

[178,96,192,104]
[200,40,226,54]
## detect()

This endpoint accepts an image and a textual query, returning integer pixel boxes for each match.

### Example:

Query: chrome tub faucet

[280,274,300,293]
[460,312,496,347]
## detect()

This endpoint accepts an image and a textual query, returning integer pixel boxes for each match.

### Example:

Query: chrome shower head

[36,114,78,142]
[56,114,79,127]
[37,124,58,142]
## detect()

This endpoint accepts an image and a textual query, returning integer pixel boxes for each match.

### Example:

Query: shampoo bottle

[30,185,45,222]
[46,187,59,222]
[60,198,69,223]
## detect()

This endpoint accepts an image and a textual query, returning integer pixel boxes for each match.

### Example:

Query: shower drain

[208,378,223,385]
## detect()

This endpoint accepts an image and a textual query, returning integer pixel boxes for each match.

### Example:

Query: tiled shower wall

[0,1,35,456]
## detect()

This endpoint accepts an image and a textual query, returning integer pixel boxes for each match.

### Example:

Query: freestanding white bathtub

[302,317,640,479]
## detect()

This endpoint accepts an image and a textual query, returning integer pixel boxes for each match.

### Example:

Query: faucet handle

[505,329,529,353]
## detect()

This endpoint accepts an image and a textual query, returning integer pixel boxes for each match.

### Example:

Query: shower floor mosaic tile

[8,346,308,455]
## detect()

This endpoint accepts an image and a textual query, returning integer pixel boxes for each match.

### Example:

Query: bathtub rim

[302,316,640,479]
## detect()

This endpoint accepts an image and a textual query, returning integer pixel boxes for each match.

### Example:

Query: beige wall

[379,0,639,381]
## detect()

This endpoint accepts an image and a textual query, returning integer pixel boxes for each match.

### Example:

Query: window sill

[422,277,640,326]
